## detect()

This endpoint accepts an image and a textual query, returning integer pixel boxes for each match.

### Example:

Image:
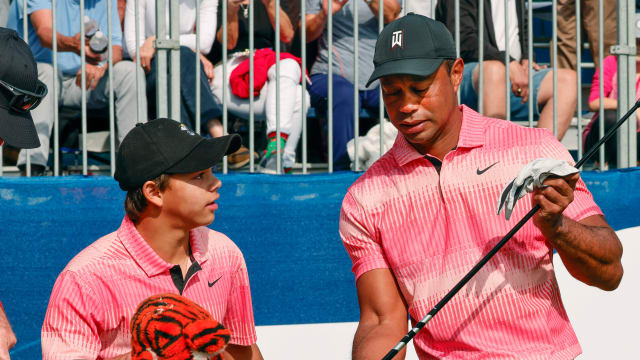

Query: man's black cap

[114,118,242,191]
[0,28,41,149]
[366,13,456,87]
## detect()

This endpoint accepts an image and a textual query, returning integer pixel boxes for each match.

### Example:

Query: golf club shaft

[382,98,640,360]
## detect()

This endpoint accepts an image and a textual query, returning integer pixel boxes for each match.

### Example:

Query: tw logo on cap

[180,123,196,136]
[391,30,403,50]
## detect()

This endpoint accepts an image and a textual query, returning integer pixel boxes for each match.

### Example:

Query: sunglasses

[0,78,48,113]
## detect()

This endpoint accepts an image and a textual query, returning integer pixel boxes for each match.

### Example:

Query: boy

[41,118,263,360]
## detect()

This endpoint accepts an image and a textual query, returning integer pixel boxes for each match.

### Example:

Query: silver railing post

[504,0,510,121]
[53,0,60,175]
[328,1,333,173]
[222,0,228,173]
[552,0,558,138]
[23,0,31,176]
[478,0,484,115]
[80,0,88,175]
[528,0,533,128]
[155,0,169,118]
[455,0,460,104]
[301,0,308,174]
[134,0,143,123]
[107,0,115,176]
[170,0,180,122]
[353,0,359,171]
[614,0,637,167]
[195,0,201,135]
[576,0,583,158]
[276,0,282,174]
[598,0,605,167]
[250,0,256,172]
[378,0,384,160]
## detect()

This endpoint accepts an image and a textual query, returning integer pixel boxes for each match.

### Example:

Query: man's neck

[414,105,462,160]
[135,216,191,265]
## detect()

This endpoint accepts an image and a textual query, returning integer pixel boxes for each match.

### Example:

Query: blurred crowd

[1,0,635,175]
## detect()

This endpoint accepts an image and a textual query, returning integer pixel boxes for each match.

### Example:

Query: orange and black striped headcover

[130,293,231,360]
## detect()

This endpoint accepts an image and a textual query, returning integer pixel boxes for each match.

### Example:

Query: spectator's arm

[588,97,618,111]
[0,305,17,360]
[262,0,295,44]
[216,0,241,50]
[180,0,218,54]
[304,9,326,43]
[30,9,82,54]
[366,0,401,25]
[123,0,147,59]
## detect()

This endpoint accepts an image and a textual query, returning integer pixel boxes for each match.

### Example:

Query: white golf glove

[496,158,579,220]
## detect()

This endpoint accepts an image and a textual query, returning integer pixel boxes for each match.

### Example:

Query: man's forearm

[549,215,623,290]
[366,0,400,24]
[263,0,294,43]
[353,322,407,360]
[305,11,327,42]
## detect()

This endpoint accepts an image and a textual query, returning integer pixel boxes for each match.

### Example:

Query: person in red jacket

[210,0,308,174]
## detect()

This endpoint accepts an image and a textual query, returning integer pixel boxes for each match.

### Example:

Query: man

[556,0,616,71]
[0,27,47,360]
[436,0,577,140]
[340,14,623,359]
[305,0,401,170]
[42,119,263,360]
[7,0,146,175]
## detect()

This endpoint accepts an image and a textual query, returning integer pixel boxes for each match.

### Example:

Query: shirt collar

[117,216,210,277]
[392,105,486,167]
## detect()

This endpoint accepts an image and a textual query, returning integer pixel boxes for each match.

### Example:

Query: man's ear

[142,180,163,208]
[450,58,465,94]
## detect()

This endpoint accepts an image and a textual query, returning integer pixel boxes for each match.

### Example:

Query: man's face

[380,59,463,153]
[160,168,222,229]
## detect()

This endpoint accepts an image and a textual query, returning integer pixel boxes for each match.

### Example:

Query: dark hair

[124,174,171,224]
[444,59,456,74]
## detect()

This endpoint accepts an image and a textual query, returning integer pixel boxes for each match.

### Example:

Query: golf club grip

[380,98,640,360]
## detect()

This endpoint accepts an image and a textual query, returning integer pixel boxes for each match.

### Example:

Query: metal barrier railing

[2,0,637,177]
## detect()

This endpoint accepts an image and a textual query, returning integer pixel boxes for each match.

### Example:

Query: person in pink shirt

[41,119,263,360]
[584,53,640,167]
[340,14,623,359]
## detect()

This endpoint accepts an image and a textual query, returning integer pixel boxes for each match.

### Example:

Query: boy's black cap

[0,28,41,149]
[366,13,456,87]
[114,118,241,191]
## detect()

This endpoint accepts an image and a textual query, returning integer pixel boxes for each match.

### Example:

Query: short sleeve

[537,131,603,222]
[339,191,389,280]
[223,254,257,346]
[41,271,102,360]
[306,0,322,15]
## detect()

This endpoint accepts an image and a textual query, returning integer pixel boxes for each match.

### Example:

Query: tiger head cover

[130,293,231,360]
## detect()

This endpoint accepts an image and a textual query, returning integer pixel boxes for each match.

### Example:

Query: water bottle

[83,16,107,64]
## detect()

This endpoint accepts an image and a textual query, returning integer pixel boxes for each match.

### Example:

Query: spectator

[436,0,577,140]
[556,0,616,71]
[209,0,307,173]
[7,0,146,176]
[305,0,401,170]
[583,53,640,167]
[42,119,263,360]
[0,26,47,360]
[124,0,220,134]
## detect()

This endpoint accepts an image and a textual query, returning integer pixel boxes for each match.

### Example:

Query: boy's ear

[142,180,163,208]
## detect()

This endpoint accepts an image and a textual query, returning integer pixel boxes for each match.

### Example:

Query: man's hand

[69,33,103,65]
[75,64,107,91]
[199,53,215,84]
[531,172,580,239]
[0,307,17,360]
[137,36,156,74]
[509,60,529,103]
[322,0,349,16]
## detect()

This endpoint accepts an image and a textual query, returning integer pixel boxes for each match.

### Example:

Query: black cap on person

[0,28,42,149]
[366,13,457,87]
[114,118,241,191]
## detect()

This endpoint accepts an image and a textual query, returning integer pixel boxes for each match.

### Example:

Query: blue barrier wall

[2,169,639,359]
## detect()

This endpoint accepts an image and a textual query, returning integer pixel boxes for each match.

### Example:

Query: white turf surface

[256,227,639,359]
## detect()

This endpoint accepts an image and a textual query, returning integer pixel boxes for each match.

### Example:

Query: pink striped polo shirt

[42,216,257,359]
[340,105,602,359]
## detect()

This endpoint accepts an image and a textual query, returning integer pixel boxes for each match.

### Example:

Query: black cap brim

[165,133,242,174]
[0,107,40,149]
[366,58,447,88]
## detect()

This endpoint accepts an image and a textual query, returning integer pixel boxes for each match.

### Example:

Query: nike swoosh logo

[477,161,499,175]
[208,276,223,287]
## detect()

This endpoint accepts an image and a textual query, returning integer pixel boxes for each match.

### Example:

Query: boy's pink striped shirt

[340,105,602,359]
[42,216,257,359]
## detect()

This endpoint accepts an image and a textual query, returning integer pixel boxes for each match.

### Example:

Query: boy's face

[160,168,222,229]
